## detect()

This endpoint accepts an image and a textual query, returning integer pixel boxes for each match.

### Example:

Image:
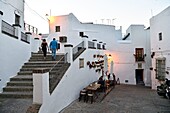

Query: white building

[45,13,151,86]
[0,1,155,112]
[0,0,40,92]
[150,6,170,89]
[113,25,151,86]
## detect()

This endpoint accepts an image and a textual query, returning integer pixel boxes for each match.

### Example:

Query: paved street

[0,99,32,113]
[61,84,170,113]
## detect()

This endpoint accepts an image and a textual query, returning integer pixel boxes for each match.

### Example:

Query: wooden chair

[79,89,87,102]
[86,91,94,104]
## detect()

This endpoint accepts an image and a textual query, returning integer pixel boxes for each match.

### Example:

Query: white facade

[113,25,151,86]
[46,13,151,86]
[150,6,170,89]
[0,0,41,92]
[38,48,104,113]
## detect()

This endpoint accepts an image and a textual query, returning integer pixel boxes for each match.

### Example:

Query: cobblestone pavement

[0,99,32,113]
[60,84,170,113]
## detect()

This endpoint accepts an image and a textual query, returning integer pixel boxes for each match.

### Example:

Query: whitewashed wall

[39,49,104,113]
[115,25,151,85]
[150,6,170,89]
[0,34,31,92]
[46,13,151,86]
[46,13,84,53]
[0,0,25,31]
[0,0,41,91]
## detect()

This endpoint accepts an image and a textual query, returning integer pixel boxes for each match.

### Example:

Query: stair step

[31,53,64,56]
[29,56,64,60]
[0,52,69,99]
[24,61,61,65]
[10,75,33,81]
[20,67,51,71]
[7,81,33,86]
[0,92,33,98]
[18,71,32,75]
[3,86,33,92]
[22,65,54,68]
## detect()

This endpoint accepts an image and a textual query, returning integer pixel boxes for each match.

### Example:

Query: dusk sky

[24,0,170,34]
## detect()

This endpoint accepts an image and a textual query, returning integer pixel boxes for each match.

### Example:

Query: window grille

[156,58,166,80]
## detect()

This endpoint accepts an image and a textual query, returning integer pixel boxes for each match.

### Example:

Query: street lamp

[45,14,50,33]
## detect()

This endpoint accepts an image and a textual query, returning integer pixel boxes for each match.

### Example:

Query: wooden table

[86,84,101,91]
[86,83,101,101]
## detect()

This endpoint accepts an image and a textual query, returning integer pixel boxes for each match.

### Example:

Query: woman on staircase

[41,39,48,59]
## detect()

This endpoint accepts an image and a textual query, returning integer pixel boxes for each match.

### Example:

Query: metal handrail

[64,52,68,63]
[49,54,66,72]
[49,54,66,92]
[72,41,85,55]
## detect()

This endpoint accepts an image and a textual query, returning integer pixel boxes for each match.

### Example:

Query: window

[156,58,166,80]
[55,26,60,32]
[59,36,67,42]
[135,48,144,62]
[79,58,84,68]
[79,32,84,37]
[15,14,20,25]
[159,32,162,41]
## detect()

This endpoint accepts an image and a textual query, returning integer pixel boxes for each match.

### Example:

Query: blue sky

[24,0,170,34]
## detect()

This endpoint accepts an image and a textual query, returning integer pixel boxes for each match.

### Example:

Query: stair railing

[72,41,84,55]
[64,52,68,63]
[49,53,67,93]
[72,41,85,61]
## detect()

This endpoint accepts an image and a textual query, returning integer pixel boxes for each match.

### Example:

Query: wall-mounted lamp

[45,14,50,33]
[166,71,169,74]
[149,67,153,70]
[151,52,155,58]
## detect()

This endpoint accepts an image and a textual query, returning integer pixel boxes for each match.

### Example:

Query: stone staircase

[0,52,70,98]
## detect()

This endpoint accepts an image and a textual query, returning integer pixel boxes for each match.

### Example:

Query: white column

[25,32,31,43]
[33,68,50,104]
[64,44,73,64]
[103,43,106,50]
[13,25,21,40]
[82,37,88,49]
[99,41,103,49]
[92,39,97,49]
[31,37,41,53]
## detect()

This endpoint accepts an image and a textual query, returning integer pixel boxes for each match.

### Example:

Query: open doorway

[135,69,144,85]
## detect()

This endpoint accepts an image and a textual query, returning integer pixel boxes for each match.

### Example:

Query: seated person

[97,76,105,91]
